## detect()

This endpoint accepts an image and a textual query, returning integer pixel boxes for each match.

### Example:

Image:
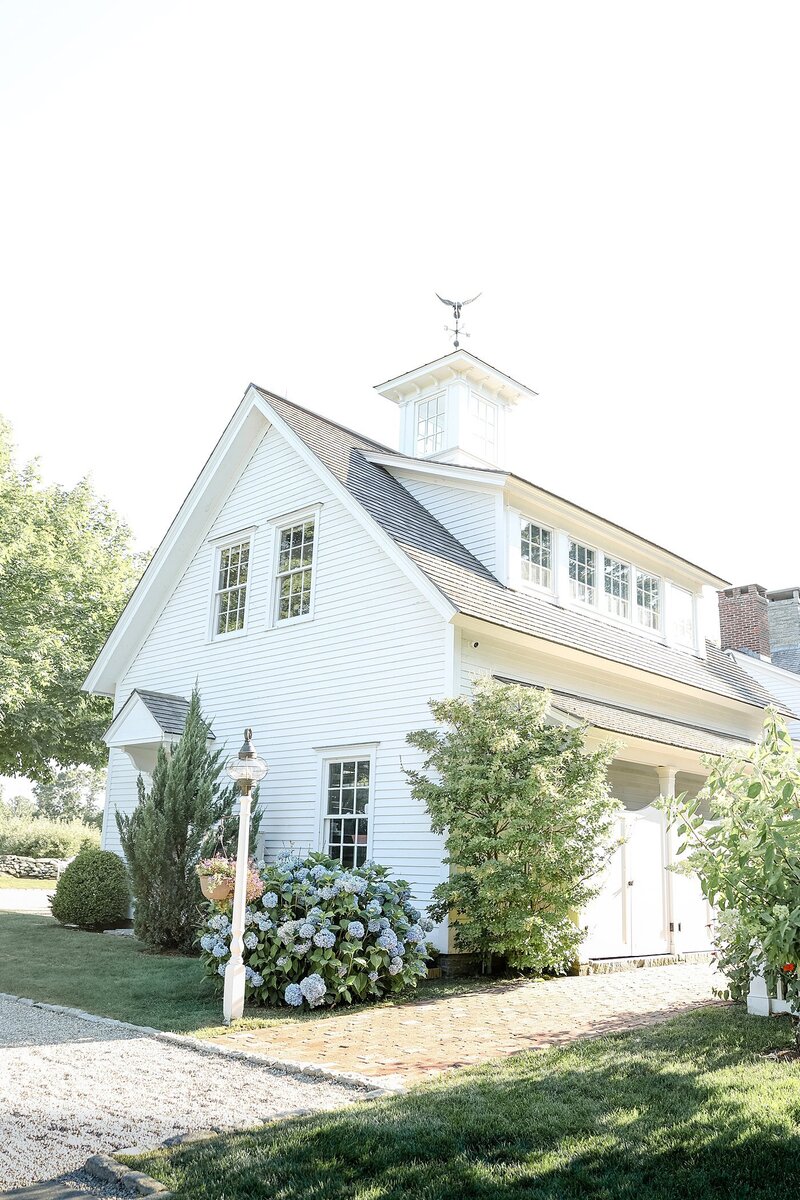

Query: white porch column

[657,765,678,955]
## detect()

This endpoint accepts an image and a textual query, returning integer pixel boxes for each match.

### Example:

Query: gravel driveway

[0,996,362,1189]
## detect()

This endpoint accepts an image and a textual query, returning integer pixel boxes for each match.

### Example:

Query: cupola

[375,350,537,470]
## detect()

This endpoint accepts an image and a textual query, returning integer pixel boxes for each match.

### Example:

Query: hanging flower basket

[197,857,236,903]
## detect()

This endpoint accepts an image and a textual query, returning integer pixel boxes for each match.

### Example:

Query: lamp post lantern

[223,728,268,1024]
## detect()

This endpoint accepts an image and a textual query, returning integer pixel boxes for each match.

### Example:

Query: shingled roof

[259,387,785,713]
[495,679,752,756]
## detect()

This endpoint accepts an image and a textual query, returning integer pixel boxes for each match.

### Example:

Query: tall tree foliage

[33,766,106,829]
[0,417,143,780]
[117,688,261,953]
[406,677,620,972]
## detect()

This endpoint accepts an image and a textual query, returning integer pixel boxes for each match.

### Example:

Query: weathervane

[436,291,481,349]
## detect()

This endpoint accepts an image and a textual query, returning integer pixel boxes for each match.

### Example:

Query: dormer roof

[375,350,538,407]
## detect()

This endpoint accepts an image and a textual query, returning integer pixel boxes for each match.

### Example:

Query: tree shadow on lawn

[128,1008,800,1200]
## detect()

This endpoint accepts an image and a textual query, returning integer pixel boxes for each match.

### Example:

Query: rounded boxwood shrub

[50,848,130,931]
[199,851,433,1008]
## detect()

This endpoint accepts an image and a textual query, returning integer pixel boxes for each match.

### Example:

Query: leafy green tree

[663,710,800,1019]
[117,688,261,953]
[33,766,106,828]
[405,677,620,973]
[0,416,144,780]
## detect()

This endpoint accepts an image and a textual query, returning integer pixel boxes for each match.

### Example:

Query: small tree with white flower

[405,677,620,974]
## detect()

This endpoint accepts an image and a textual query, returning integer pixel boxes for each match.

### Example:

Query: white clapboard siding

[399,477,499,575]
[104,425,449,915]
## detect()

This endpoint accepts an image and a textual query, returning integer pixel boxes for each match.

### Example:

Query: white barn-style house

[85,350,787,961]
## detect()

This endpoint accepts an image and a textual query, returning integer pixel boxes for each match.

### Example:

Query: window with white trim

[323,757,371,867]
[275,517,316,622]
[520,520,552,588]
[603,556,630,620]
[415,393,446,456]
[213,539,250,636]
[669,584,694,647]
[636,570,661,630]
[468,392,497,460]
[569,540,596,605]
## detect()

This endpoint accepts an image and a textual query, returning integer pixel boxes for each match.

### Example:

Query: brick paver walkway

[209,961,721,1087]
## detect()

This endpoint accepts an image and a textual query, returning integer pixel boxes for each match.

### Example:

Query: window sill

[209,627,249,644]
[268,612,316,631]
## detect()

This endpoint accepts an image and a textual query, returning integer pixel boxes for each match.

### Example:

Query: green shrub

[406,677,620,973]
[0,815,99,858]
[50,848,130,930]
[199,852,431,1007]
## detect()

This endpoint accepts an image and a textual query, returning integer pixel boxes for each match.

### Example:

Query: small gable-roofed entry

[104,689,214,775]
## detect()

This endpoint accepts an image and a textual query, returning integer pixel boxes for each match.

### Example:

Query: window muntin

[415,393,446,456]
[275,518,315,622]
[469,392,497,460]
[324,758,370,867]
[603,557,630,620]
[520,520,552,589]
[636,570,661,630]
[214,540,250,636]
[569,540,596,605]
[669,585,694,647]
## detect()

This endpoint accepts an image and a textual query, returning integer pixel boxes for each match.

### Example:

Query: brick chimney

[717,583,771,658]
[767,587,800,674]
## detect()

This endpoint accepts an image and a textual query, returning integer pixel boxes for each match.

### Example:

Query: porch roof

[494,677,751,757]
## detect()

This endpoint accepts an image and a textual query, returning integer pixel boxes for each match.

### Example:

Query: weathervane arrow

[436,292,481,349]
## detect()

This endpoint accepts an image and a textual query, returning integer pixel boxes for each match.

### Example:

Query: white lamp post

[223,728,268,1024]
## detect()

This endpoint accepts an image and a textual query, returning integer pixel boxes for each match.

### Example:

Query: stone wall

[0,854,66,879]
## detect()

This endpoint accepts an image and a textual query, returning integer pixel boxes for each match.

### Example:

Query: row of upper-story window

[210,511,318,640]
[517,516,697,649]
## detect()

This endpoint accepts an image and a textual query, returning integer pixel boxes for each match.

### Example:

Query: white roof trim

[362,451,507,492]
[84,386,455,697]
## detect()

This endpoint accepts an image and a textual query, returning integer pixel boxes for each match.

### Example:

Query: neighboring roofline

[375,349,539,401]
[767,586,800,602]
[727,649,800,704]
[494,677,752,748]
[364,447,729,587]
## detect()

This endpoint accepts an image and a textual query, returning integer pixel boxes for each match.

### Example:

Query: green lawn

[0,912,505,1035]
[0,873,53,889]
[124,1008,800,1199]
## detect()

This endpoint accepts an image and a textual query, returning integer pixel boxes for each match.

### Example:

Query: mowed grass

[0,911,506,1035]
[0,873,53,889]
[125,1008,800,1200]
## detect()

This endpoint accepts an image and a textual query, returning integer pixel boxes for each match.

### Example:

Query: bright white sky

[1,2,798,599]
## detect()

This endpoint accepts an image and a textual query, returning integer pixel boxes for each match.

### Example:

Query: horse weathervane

[436,291,481,349]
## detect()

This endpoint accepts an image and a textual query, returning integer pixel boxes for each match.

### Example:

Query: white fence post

[747,967,771,1016]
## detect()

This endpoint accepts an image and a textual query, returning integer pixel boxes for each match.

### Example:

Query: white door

[581,806,669,959]
[625,808,670,957]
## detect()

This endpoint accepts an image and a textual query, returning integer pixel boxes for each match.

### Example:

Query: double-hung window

[603,556,630,620]
[520,520,552,589]
[213,539,251,636]
[275,516,316,622]
[636,570,661,630]
[569,540,596,605]
[415,393,446,456]
[323,757,371,867]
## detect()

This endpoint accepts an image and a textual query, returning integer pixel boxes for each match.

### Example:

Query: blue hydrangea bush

[198,851,433,1008]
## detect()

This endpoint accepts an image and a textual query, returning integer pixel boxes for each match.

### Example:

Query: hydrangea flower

[276,955,289,969]
[295,941,311,956]
[347,921,365,939]
[377,933,398,952]
[310,864,328,880]
[250,972,264,987]
[300,973,327,1007]
[298,922,316,939]
[388,957,403,975]
[285,983,303,1006]
[262,891,279,909]
[405,924,425,944]
[365,900,382,916]
[313,929,336,949]
[421,917,435,933]
[367,919,382,933]
[200,933,215,952]
[244,931,258,950]
[368,970,379,982]
[217,963,226,976]
[212,942,228,958]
